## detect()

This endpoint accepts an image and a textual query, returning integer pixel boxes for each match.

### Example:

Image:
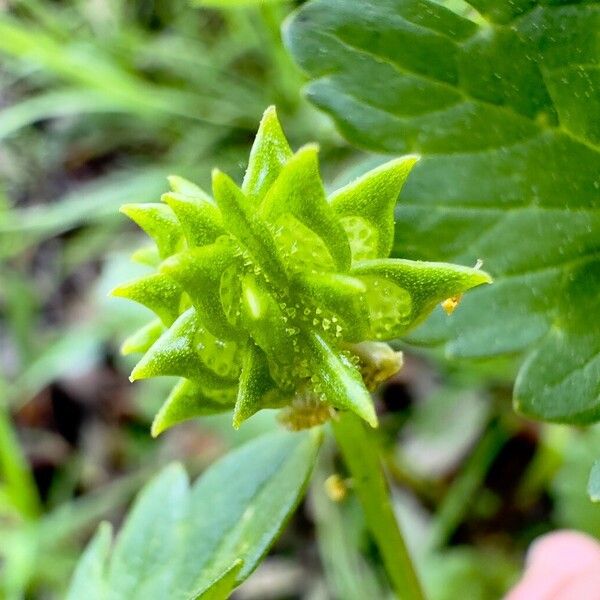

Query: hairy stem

[332,413,425,600]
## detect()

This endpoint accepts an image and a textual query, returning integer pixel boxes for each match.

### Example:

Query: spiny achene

[113,106,491,436]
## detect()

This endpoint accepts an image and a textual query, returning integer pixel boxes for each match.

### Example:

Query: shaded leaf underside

[285,0,600,423]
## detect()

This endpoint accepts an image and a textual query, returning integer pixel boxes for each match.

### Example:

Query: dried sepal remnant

[114,106,492,434]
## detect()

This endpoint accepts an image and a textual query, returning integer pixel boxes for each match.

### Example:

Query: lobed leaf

[285,0,600,423]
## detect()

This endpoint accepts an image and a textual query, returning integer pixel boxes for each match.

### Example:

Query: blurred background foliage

[0,1,599,598]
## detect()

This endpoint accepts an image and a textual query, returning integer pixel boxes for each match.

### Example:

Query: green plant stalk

[311,441,386,600]
[332,413,425,600]
[0,406,40,519]
[426,420,507,552]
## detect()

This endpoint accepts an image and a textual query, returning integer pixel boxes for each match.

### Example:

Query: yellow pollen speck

[324,474,348,502]
[441,294,463,315]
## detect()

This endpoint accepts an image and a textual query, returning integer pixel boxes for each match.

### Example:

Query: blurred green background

[1,1,599,598]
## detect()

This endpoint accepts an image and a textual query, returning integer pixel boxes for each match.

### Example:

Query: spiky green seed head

[112,106,491,436]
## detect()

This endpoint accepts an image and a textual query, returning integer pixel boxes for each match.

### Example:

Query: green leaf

[552,426,600,535]
[68,431,321,598]
[0,89,123,141]
[107,464,190,599]
[330,156,419,262]
[285,0,600,423]
[0,166,171,259]
[66,522,112,600]
[193,561,243,600]
[589,460,600,503]
[0,408,41,519]
[515,260,600,423]
[515,329,600,424]
[422,548,518,600]
[177,429,322,588]
[193,0,282,6]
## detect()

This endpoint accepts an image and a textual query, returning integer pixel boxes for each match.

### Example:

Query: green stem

[332,413,425,600]
[312,442,387,600]
[426,420,507,552]
[0,405,41,519]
